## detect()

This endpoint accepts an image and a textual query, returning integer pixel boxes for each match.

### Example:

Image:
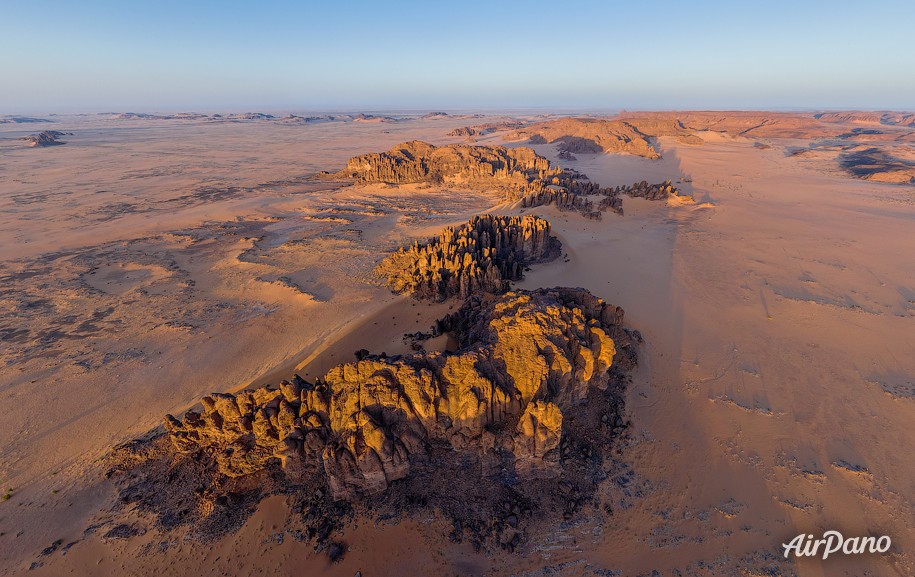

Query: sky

[2,0,914,113]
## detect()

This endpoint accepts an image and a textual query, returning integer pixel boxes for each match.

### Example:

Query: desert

[2,1,915,575]
[1,108,913,577]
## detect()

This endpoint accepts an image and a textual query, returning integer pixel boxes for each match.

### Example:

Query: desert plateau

[2,1,915,575]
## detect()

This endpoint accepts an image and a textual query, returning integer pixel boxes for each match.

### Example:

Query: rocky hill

[109,287,636,549]
[376,215,559,301]
[334,140,561,188]
[20,130,68,147]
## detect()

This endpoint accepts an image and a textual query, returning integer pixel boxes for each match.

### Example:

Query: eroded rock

[334,140,560,188]
[161,288,628,501]
[375,214,559,301]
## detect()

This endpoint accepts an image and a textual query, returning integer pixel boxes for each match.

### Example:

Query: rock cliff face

[506,118,660,159]
[335,140,561,188]
[161,288,631,502]
[375,215,559,301]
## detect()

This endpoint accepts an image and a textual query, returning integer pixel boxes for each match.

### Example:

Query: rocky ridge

[375,215,559,301]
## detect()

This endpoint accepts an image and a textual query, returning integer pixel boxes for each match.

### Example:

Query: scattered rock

[103,524,146,540]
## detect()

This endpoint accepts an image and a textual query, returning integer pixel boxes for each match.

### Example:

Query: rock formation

[332,141,682,221]
[0,116,53,124]
[448,126,481,137]
[446,121,525,138]
[519,176,681,217]
[160,287,632,502]
[334,140,560,188]
[21,130,67,147]
[352,113,398,123]
[506,118,660,159]
[838,146,915,184]
[375,215,559,301]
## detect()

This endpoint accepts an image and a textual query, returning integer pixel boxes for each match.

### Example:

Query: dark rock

[327,542,345,562]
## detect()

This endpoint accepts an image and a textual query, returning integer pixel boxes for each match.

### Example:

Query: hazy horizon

[3,0,914,114]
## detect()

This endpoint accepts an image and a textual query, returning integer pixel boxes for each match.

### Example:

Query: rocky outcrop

[838,146,915,184]
[448,126,481,137]
[332,142,682,221]
[447,121,525,138]
[21,131,68,147]
[519,175,681,217]
[376,215,559,301]
[507,118,660,159]
[622,179,680,200]
[162,287,632,501]
[335,140,561,188]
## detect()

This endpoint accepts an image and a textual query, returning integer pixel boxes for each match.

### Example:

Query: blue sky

[2,0,913,113]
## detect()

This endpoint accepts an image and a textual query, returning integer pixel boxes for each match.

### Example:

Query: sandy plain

[1,113,914,576]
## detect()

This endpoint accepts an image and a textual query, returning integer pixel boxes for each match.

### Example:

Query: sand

[2,114,914,576]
